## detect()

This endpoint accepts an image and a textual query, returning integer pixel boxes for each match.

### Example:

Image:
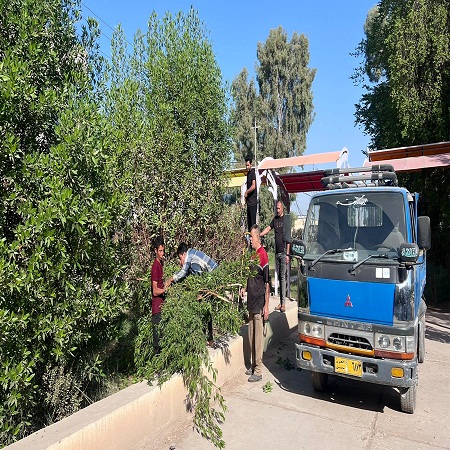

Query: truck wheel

[400,385,416,414]
[418,317,425,363]
[311,371,328,392]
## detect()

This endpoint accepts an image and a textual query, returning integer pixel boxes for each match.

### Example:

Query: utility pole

[251,118,258,164]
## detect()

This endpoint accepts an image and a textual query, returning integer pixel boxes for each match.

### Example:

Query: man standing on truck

[240,224,270,382]
[260,200,290,313]
[244,157,257,231]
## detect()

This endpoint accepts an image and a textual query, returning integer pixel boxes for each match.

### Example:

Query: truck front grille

[328,333,372,351]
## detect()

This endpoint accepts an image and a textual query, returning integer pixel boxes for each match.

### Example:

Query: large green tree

[354,0,450,299]
[231,26,316,163]
[106,9,234,271]
[257,27,316,161]
[0,0,130,443]
[106,11,245,446]
[230,68,259,161]
[354,0,450,148]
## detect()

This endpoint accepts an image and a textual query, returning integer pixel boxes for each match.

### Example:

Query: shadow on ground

[262,328,412,415]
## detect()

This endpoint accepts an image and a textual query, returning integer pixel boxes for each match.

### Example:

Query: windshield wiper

[349,253,389,274]
[309,248,348,270]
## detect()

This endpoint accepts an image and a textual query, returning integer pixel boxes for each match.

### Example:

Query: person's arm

[286,242,291,263]
[171,251,192,284]
[205,254,218,272]
[152,279,165,296]
[263,281,270,321]
[244,170,256,198]
[164,276,173,290]
[260,225,272,238]
[262,253,270,320]
[245,179,256,196]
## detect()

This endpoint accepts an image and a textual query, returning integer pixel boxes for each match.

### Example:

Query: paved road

[138,305,450,450]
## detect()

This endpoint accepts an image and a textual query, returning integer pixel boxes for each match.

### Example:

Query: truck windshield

[303,191,407,261]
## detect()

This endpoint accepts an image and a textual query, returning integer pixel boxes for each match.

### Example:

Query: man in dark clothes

[240,224,270,382]
[260,200,291,312]
[244,157,257,231]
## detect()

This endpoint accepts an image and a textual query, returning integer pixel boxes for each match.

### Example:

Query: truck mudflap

[295,343,418,388]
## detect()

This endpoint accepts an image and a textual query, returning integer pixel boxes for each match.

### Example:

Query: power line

[78,13,113,61]
[81,1,134,49]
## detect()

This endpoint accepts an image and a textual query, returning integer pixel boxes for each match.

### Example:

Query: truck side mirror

[291,239,306,258]
[418,216,431,250]
[399,243,419,263]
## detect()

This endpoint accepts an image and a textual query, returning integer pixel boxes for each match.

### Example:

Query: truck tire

[418,316,425,363]
[400,385,416,414]
[311,371,328,392]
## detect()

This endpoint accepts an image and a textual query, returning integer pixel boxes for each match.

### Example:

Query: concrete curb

[7,297,297,450]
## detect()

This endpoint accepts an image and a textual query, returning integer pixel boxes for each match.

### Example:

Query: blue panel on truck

[308,278,395,325]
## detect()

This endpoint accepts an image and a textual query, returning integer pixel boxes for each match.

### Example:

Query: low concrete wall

[7,297,297,450]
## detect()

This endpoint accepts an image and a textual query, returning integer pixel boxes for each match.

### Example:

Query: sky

[80,0,377,214]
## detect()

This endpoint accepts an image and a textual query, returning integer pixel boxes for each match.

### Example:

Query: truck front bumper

[295,343,418,387]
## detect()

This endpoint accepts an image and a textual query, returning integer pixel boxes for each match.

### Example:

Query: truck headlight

[377,334,390,348]
[301,321,324,338]
[375,333,407,353]
[311,324,323,337]
[392,337,403,351]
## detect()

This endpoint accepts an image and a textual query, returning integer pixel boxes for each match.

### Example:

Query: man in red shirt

[240,224,270,382]
[151,236,166,355]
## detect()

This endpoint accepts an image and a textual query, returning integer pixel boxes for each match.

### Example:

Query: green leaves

[106,8,230,257]
[355,0,450,148]
[231,27,316,163]
[135,258,250,448]
[0,0,130,444]
[1,2,244,446]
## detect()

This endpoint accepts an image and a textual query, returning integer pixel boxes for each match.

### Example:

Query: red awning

[277,170,327,194]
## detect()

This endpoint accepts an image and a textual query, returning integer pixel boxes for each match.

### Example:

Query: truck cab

[291,165,431,413]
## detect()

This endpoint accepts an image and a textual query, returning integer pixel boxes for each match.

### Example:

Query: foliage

[230,69,259,161]
[135,258,250,448]
[354,0,450,148]
[262,381,273,393]
[105,9,247,448]
[259,189,276,251]
[41,365,84,423]
[0,1,253,448]
[256,27,316,161]
[353,0,450,290]
[105,9,231,268]
[231,27,316,163]
[0,0,131,444]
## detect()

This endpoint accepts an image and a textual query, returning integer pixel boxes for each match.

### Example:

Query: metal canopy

[258,149,349,197]
[366,141,450,172]
[258,151,341,170]
[225,142,450,199]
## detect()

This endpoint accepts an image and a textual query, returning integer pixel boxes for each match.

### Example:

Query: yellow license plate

[335,357,363,377]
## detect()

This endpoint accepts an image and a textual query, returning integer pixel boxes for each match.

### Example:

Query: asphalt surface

[137,304,450,450]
